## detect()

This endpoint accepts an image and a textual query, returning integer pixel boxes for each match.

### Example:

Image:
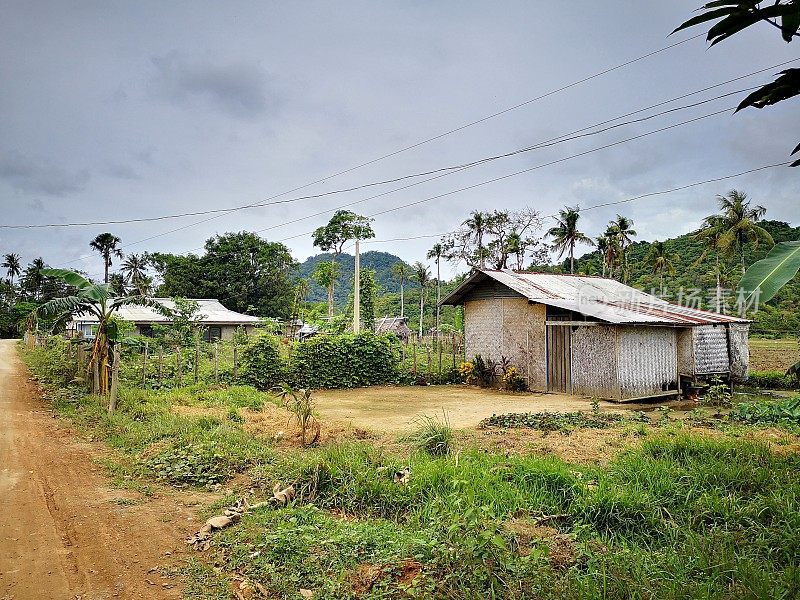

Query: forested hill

[571,219,800,334]
[298,251,410,305]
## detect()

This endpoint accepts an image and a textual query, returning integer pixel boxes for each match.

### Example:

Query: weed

[409,413,453,457]
[274,383,320,447]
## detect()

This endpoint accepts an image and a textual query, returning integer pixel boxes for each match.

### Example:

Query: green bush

[748,370,800,390]
[290,332,400,388]
[731,396,800,426]
[239,334,284,391]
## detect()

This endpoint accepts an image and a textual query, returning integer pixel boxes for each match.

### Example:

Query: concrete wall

[463,298,547,390]
[571,326,620,400]
[616,326,678,400]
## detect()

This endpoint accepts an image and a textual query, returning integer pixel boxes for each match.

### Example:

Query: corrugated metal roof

[441,270,748,326]
[71,299,261,325]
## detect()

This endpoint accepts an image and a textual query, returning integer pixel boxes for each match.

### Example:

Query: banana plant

[738,241,800,378]
[31,268,170,400]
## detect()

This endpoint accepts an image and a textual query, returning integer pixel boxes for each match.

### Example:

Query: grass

[21,341,800,600]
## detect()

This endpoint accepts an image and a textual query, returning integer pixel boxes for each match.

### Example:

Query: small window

[204,326,222,342]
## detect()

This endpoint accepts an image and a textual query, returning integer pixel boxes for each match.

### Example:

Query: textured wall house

[69,299,261,341]
[441,270,749,402]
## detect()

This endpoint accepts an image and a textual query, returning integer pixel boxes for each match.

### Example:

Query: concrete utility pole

[353,239,360,333]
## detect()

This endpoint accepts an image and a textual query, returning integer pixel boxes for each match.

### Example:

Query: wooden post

[213,342,219,383]
[142,342,149,388]
[157,345,164,387]
[108,345,120,413]
[452,334,457,371]
[426,341,432,377]
[438,335,443,379]
[412,341,417,377]
[194,336,200,384]
[233,340,239,381]
[176,345,182,386]
[353,239,360,333]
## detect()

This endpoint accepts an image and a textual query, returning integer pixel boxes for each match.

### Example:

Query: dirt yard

[314,385,664,432]
[749,337,800,372]
[0,340,211,600]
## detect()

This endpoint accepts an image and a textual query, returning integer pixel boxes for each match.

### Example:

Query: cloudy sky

[1,0,798,280]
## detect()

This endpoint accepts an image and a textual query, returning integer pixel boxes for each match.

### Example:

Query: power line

[15,56,799,231]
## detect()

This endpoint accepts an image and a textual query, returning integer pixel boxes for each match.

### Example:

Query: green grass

[21,341,800,599]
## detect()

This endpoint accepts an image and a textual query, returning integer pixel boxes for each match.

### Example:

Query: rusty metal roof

[440,270,748,326]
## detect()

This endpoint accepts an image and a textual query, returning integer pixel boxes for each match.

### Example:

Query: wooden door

[547,320,571,393]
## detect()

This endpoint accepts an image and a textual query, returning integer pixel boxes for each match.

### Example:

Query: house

[68,298,261,341]
[375,316,413,342]
[440,270,749,402]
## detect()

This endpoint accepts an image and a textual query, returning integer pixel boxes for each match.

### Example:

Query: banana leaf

[738,241,800,305]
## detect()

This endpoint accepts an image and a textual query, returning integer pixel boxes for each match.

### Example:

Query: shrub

[239,334,284,391]
[145,441,231,487]
[501,366,527,392]
[731,396,800,426]
[291,333,400,388]
[409,413,453,457]
[748,370,800,390]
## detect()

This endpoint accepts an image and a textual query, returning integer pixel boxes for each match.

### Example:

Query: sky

[1,0,798,281]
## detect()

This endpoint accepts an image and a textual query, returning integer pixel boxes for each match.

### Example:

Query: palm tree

[595,236,609,277]
[32,268,167,403]
[120,254,150,295]
[463,211,488,268]
[90,233,124,283]
[23,258,46,300]
[413,261,430,338]
[645,241,679,296]
[694,215,729,312]
[2,253,22,287]
[426,244,443,334]
[715,190,774,274]
[610,215,636,283]
[547,206,594,274]
[391,262,408,318]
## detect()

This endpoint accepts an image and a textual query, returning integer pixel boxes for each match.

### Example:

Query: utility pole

[353,239,360,333]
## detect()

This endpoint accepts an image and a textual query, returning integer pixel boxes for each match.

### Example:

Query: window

[204,326,222,342]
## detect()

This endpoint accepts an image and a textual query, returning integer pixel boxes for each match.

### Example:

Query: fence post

[426,340,432,377]
[233,340,239,381]
[108,344,120,413]
[213,341,219,383]
[176,345,182,386]
[438,335,443,379]
[412,341,417,377]
[158,345,164,387]
[142,341,149,388]
[452,334,457,371]
[194,337,200,384]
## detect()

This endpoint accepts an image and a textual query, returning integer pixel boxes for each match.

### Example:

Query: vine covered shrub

[291,333,400,388]
[240,334,284,391]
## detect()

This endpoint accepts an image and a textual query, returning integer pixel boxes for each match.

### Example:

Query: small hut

[440,270,749,402]
[375,316,413,343]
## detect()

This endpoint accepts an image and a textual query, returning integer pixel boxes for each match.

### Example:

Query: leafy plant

[501,366,527,392]
[409,413,453,457]
[239,333,284,391]
[731,396,800,426]
[274,383,320,447]
[700,376,732,407]
[739,241,800,305]
[145,441,231,487]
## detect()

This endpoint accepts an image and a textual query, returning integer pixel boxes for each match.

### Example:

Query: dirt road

[0,340,199,599]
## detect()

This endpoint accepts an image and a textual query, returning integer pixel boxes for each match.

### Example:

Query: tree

[355,268,377,331]
[120,254,151,295]
[311,261,341,318]
[89,233,124,284]
[673,1,800,166]
[151,232,297,319]
[547,206,595,274]
[443,208,545,270]
[645,240,679,296]
[312,210,375,316]
[609,215,636,282]
[2,253,21,287]
[22,258,46,301]
[33,269,167,401]
[712,190,775,274]
[426,243,443,333]
[391,262,408,317]
[694,214,730,312]
[596,235,610,277]
[413,261,430,338]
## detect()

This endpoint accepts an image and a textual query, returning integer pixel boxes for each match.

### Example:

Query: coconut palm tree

[426,243,443,334]
[120,253,151,295]
[595,235,609,277]
[22,258,46,300]
[32,268,168,403]
[463,211,488,268]
[547,206,594,274]
[391,262,408,318]
[2,253,22,287]
[694,215,729,312]
[90,233,124,284]
[413,261,430,338]
[714,190,774,274]
[645,241,679,296]
[610,215,636,283]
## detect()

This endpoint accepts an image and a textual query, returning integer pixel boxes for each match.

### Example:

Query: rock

[205,515,233,530]
[299,589,314,599]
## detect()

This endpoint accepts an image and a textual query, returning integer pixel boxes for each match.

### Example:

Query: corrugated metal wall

[616,326,678,399]
[571,326,620,400]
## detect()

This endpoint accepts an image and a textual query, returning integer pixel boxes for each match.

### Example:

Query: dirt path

[0,340,202,599]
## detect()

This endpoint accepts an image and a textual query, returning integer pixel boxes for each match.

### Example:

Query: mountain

[298,251,410,306]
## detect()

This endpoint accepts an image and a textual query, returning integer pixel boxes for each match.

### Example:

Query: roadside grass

[20,342,800,599]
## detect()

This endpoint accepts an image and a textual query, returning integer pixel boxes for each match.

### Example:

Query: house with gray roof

[440,270,749,402]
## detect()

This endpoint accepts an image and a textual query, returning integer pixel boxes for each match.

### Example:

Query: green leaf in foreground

[738,240,800,305]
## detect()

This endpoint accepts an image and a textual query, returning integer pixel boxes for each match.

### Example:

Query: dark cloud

[0,151,89,196]
[148,52,278,119]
